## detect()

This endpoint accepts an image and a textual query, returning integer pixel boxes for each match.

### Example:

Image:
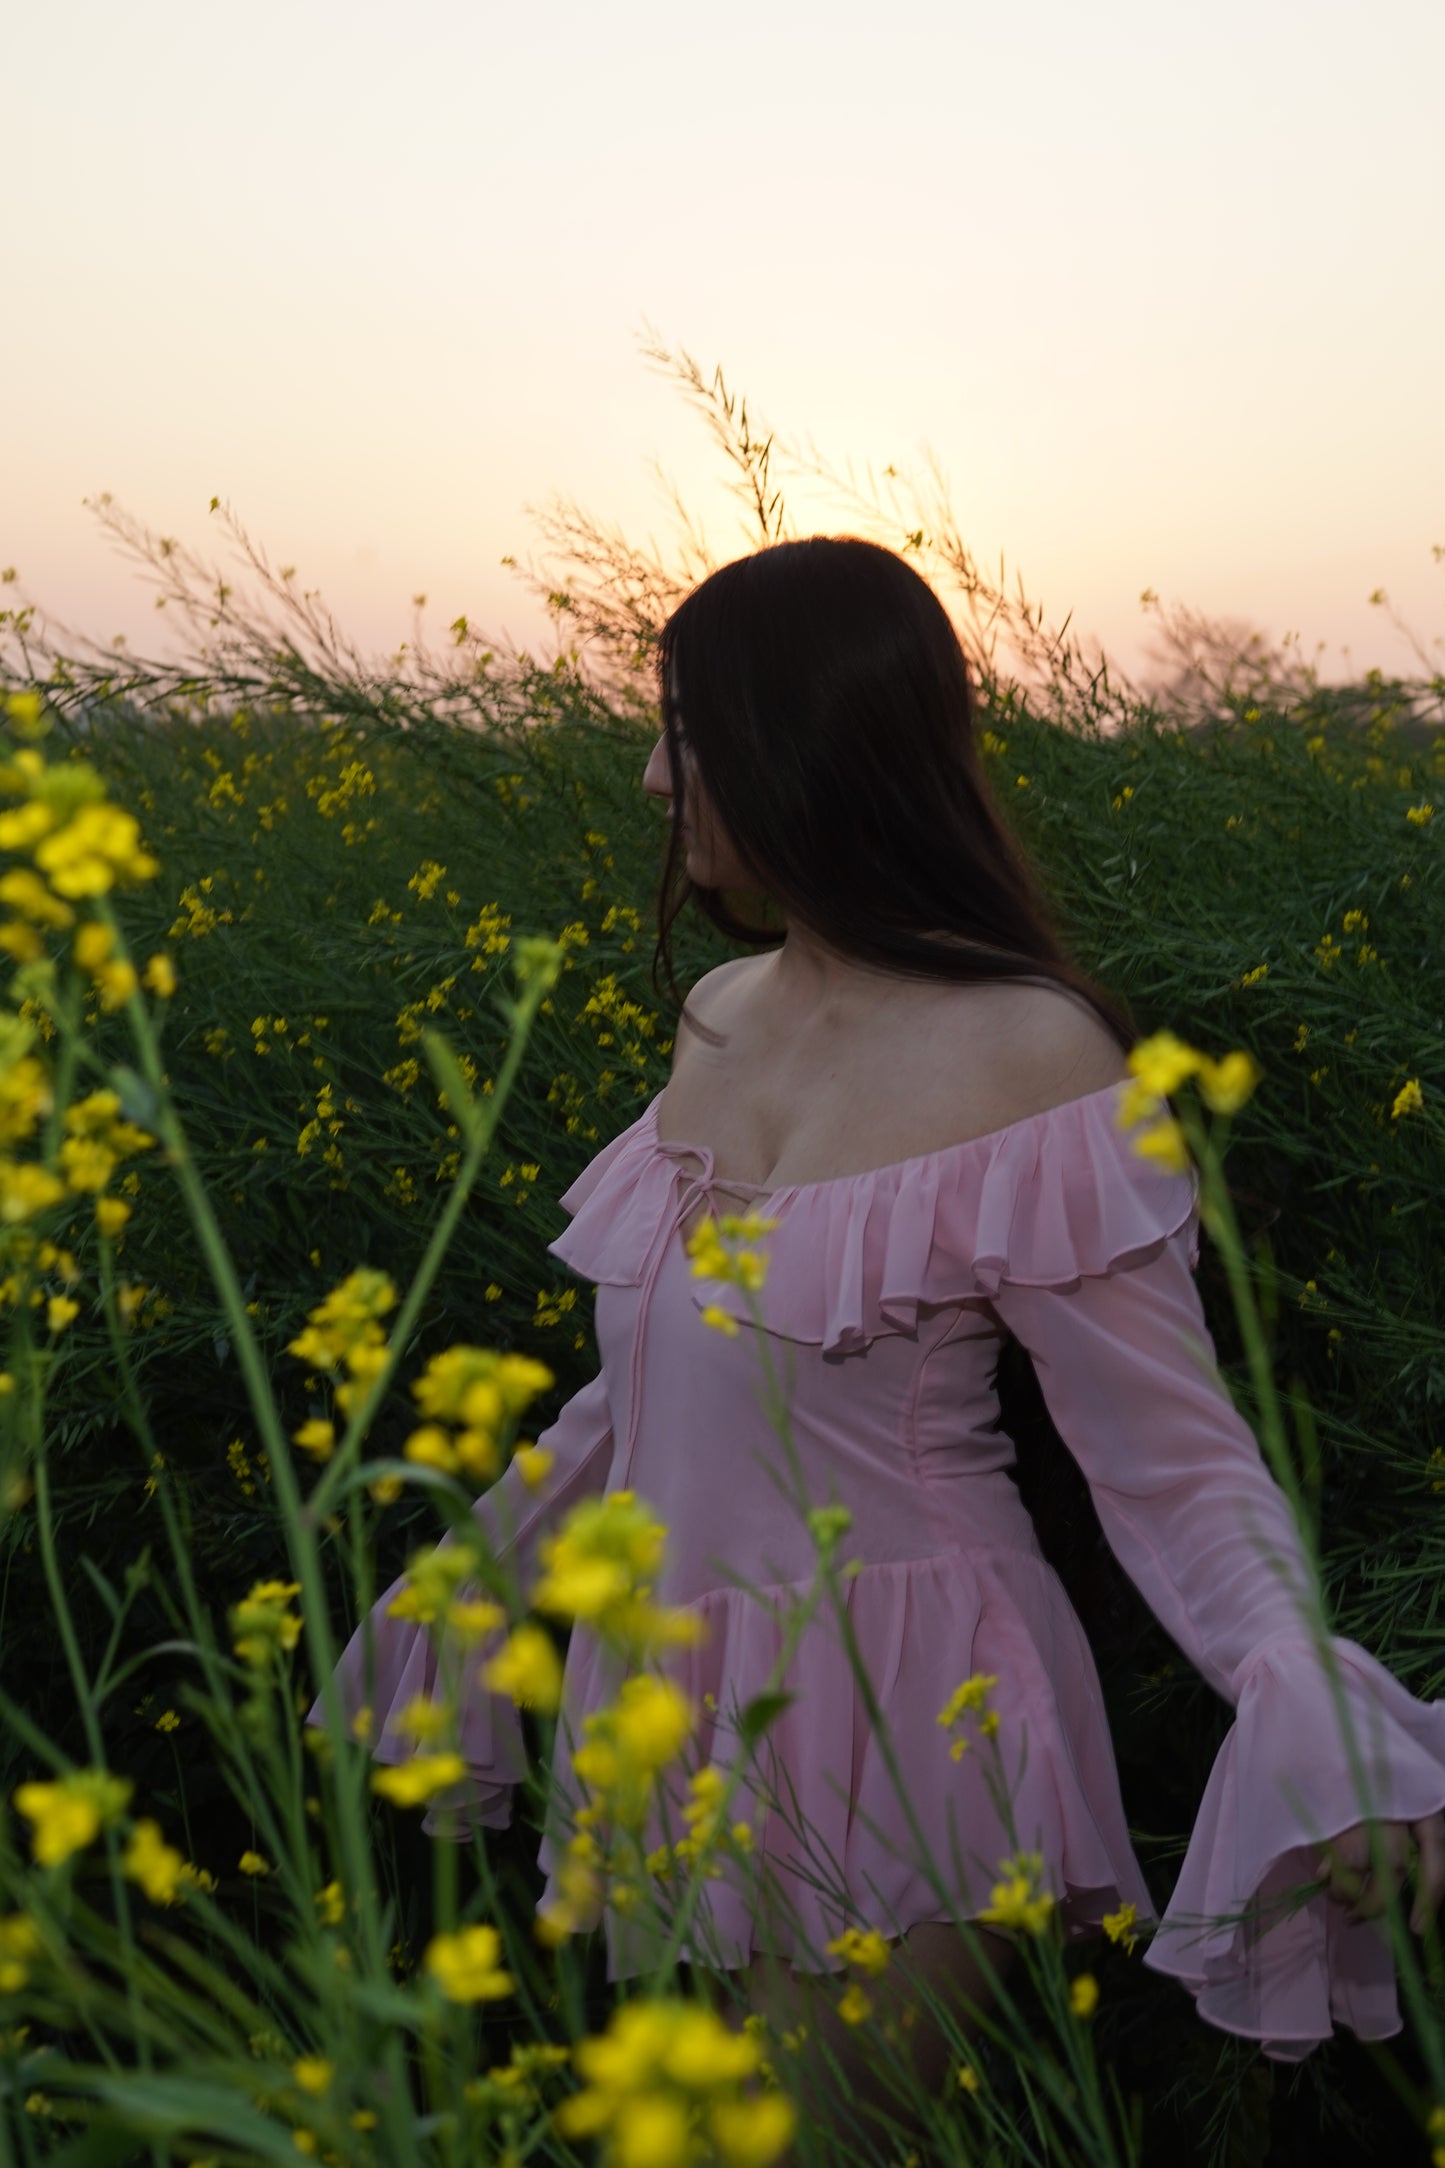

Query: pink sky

[7,0,1443,706]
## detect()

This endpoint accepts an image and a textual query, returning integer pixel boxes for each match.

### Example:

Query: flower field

[0,489,1443,2165]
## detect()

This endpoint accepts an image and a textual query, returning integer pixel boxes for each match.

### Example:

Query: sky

[6,0,1444,708]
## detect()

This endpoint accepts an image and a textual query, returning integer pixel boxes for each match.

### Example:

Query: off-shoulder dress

[305,1079,1445,2062]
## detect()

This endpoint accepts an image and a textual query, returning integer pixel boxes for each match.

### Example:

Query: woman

[308,536,1445,2130]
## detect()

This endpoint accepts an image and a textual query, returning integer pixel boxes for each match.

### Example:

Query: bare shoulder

[672,954,756,1063]
[984,980,1133,1105]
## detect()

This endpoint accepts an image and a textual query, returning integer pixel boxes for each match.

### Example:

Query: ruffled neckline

[546,1077,1201,1356]
[646,1077,1136,1199]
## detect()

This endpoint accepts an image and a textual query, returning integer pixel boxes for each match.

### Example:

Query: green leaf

[106,1062,160,1130]
[421,1028,483,1145]
[26,2066,301,2163]
[738,1691,795,1746]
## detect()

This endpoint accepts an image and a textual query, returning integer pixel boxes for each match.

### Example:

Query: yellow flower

[700,1303,740,1336]
[402,1423,457,1473]
[1126,1030,1200,1096]
[142,953,176,997]
[658,2009,758,2091]
[710,2093,797,2168]
[291,2058,333,2097]
[412,1345,553,1429]
[314,1880,345,1927]
[1129,1119,1191,1174]
[35,802,160,897]
[978,1851,1055,1937]
[0,867,72,927]
[610,1675,695,1772]
[4,689,46,736]
[13,1769,134,1866]
[95,1195,131,1237]
[370,1753,467,1808]
[530,1491,695,1654]
[1392,1079,1424,1120]
[230,1579,303,1669]
[384,1542,475,1625]
[392,1694,455,1747]
[1069,1972,1100,2018]
[446,1595,507,1644]
[238,1851,272,1876]
[482,1623,563,1712]
[956,2061,981,2093]
[0,1911,45,1994]
[1405,803,1434,826]
[837,1983,872,2025]
[424,1923,514,2002]
[46,1294,80,1334]
[513,1443,555,1489]
[121,1819,186,1905]
[1101,1900,1139,1954]
[292,1419,335,1461]
[826,1927,891,1976]
[61,1135,118,1192]
[95,959,138,1010]
[1195,1049,1262,1114]
[0,1162,66,1223]
[938,1673,999,1727]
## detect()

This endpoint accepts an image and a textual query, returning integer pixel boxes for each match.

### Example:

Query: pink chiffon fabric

[305,1078,1445,2061]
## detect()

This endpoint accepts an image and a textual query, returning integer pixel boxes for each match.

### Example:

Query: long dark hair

[646,534,1149,1669]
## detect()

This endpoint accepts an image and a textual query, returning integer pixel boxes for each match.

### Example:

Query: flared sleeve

[984,1109,1445,2061]
[303,1367,615,1839]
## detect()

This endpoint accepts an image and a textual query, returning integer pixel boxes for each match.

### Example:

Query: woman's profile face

[642,666,760,891]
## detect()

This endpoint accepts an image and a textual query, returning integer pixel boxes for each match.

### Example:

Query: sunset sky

[7,0,1443,706]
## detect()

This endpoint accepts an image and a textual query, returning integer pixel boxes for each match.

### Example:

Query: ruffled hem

[302,1562,529,1839]
[310,1538,1161,1976]
[546,1081,1200,1355]
[1142,1627,1445,2060]
[555,1547,1161,1979]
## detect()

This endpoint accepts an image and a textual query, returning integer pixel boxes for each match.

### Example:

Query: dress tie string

[618,1157,757,1491]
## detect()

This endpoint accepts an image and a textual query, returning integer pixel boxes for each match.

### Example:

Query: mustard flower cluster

[0,1913,45,1993]
[685,1207,780,1337]
[230,1577,304,1670]
[554,1999,796,2168]
[1116,1031,1263,1173]
[530,1490,703,1659]
[0,695,170,1265]
[0,729,159,902]
[535,1668,698,1945]
[572,1676,696,1839]
[977,1848,1056,1937]
[1101,1900,1140,1955]
[937,1670,1001,1761]
[286,1267,397,1447]
[12,1767,133,1865]
[824,1926,892,2024]
[359,1558,523,1805]
[664,1763,755,1880]
[423,1921,514,2002]
[383,1536,508,1649]
[403,1344,554,1484]
[1427,2103,1445,2168]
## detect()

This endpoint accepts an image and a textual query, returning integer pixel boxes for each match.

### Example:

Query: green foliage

[1,361,1442,2158]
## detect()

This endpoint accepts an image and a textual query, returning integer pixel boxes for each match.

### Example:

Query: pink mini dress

[306,1079,1445,2061]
